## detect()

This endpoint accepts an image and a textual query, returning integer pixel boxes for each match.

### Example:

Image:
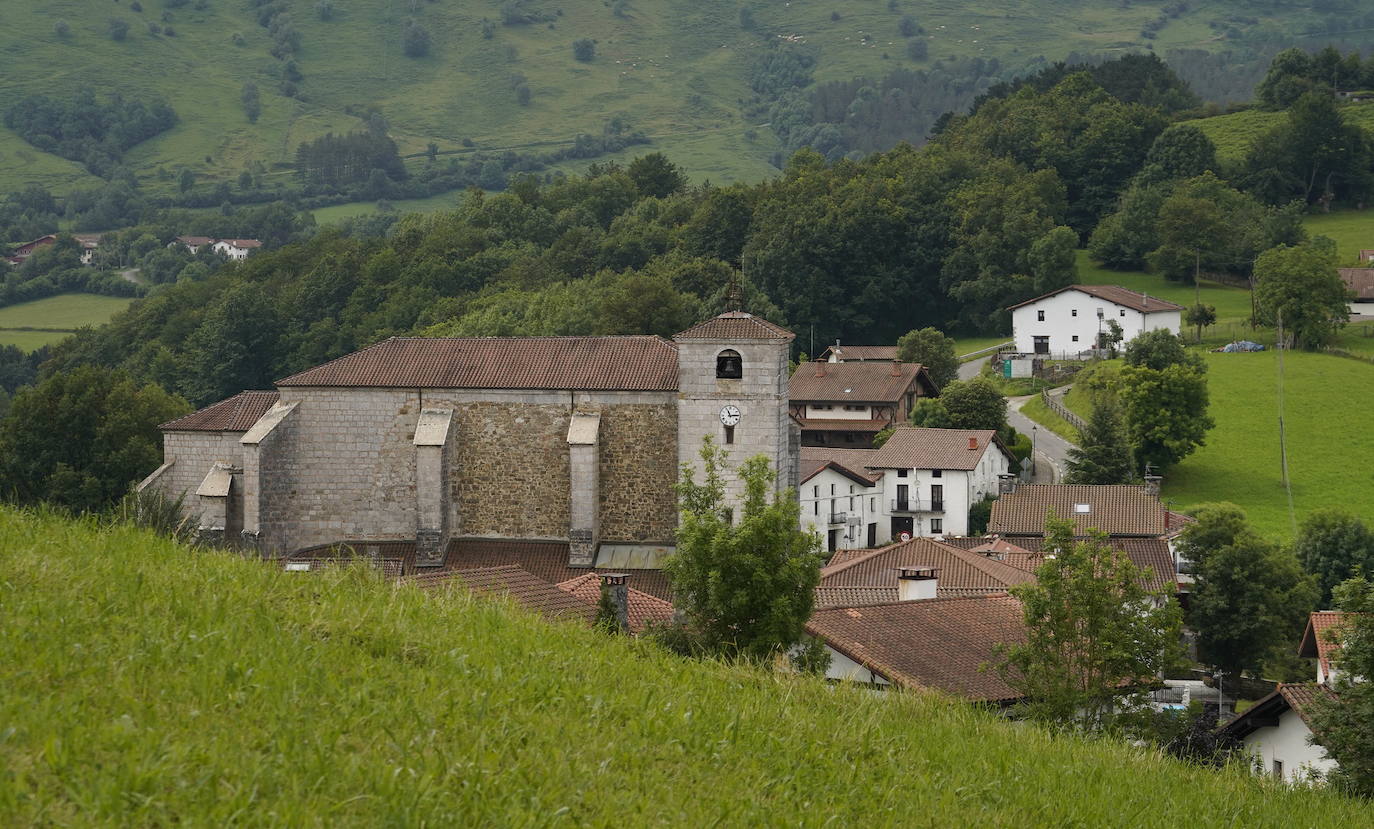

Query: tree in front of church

[664,438,824,662]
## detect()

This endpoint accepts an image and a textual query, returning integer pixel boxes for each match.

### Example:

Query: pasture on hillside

[1184,101,1374,167]
[0,0,1357,194]
[0,293,135,351]
[2,506,1369,825]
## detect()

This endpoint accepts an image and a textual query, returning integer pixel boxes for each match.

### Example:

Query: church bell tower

[673,311,798,514]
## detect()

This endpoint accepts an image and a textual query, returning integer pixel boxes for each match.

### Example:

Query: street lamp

[1031,424,1037,479]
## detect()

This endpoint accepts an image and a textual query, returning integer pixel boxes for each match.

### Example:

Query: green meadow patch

[2,507,1366,824]
[0,293,136,352]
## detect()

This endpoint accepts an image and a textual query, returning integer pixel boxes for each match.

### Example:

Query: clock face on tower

[719,405,741,426]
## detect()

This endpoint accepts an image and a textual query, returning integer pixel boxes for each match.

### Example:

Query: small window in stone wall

[716,349,743,379]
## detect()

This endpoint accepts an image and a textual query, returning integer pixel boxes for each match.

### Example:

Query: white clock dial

[719,405,741,426]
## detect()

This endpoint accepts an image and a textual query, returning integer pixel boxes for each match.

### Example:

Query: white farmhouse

[864,427,1014,541]
[1009,285,1183,355]
[213,238,263,260]
[1337,268,1374,316]
[799,447,884,552]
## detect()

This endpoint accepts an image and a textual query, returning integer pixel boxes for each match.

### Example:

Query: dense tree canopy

[1294,509,1374,608]
[1254,241,1350,350]
[1310,576,1374,796]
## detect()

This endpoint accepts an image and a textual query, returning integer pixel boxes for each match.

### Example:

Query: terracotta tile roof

[404,565,598,623]
[1338,268,1374,301]
[1220,683,1339,738]
[220,239,263,248]
[865,427,1009,471]
[814,585,900,608]
[989,485,1167,536]
[800,447,882,486]
[806,594,1027,702]
[284,538,674,600]
[275,336,681,391]
[822,345,899,362]
[160,390,279,432]
[1299,611,1351,678]
[819,537,1035,596]
[673,311,795,341]
[940,534,1175,593]
[824,547,884,567]
[790,361,933,404]
[1008,284,1185,314]
[555,573,676,633]
[794,418,890,433]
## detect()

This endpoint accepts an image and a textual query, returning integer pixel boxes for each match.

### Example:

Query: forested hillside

[4,0,1374,198]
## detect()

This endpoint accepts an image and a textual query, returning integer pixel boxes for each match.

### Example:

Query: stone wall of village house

[597,402,678,542]
[160,431,248,501]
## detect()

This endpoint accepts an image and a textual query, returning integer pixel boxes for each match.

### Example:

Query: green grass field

[0,0,1345,195]
[1183,102,1374,167]
[1304,210,1374,265]
[2,506,1367,824]
[0,293,136,352]
[1018,393,1081,443]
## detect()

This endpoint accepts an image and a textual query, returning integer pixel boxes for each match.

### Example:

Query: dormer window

[1073,503,1091,514]
[716,349,742,379]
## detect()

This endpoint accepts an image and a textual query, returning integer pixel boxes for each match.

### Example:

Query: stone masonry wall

[161,432,245,500]
[599,403,678,542]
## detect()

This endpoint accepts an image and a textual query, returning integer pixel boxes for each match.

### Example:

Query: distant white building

[174,236,215,255]
[864,427,1014,541]
[1008,285,1183,355]
[1337,268,1374,317]
[213,239,263,260]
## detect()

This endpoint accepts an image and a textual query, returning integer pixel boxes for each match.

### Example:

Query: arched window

[716,349,742,379]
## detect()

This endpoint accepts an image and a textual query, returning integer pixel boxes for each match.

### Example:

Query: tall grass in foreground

[0,507,1365,825]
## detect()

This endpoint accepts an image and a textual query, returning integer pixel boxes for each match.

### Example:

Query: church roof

[673,311,795,341]
[275,336,681,391]
[160,390,280,432]
[555,573,676,633]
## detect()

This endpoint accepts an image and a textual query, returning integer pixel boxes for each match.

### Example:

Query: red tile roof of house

[177,236,215,246]
[819,536,1035,597]
[942,534,1176,593]
[1338,268,1374,301]
[790,361,935,403]
[1220,683,1339,738]
[220,239,263,248]
[800,447,882,486]
[555,573,676,633]
[285,538,673,600]
[1008,284,1185,314]
[160,390,280,432]
[866,427,1009,471]
[1300,611,1351,679]
[806,594,1027,702]
[404,564,598,624]
[275,336,681,391]
[989,485,1168,537]
[673,310,795,341]
[822,344,899,362]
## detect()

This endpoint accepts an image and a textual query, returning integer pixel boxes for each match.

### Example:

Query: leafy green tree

[1254,241,1350,350]
[241,81,261,124]
[1176,503,1316,679]
[907,397,951,428]
[1135,124,1218,188]
[0,366,189,512]
[626,152,688,199]
[1118,330,1211,472]
[1309,576,1374,796]
[1065,398,1135,485]
[1184,304,1215,342]
[1000,515,1183,729]
[572,38,595,62]
[895,326,957,388]
[181,282,284,406]
[1124,328,1200,372]
[938,377,1006,431]
[1294,509,1374,608]
[178,168,195,193]
[1242,92,1373,207]
[403,20,431,57]
[108,18,130,41]
[664,438,824,661]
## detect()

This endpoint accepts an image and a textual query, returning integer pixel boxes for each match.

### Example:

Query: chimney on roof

[897,566,939,601]
[890,359,902,377]
[1143,474,1162,497]
[599,573,630,632]
[967,436,978,451]
[813,359,826,377]
[998,473,1018,495]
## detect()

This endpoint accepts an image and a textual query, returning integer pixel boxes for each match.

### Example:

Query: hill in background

[5,0,1374,196]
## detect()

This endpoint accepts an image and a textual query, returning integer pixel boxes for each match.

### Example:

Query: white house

[799,447,884,552]
[1008,285,1183,355]
[863,427,1014,541]
[174,236,215,255]
[213,238,263,260]
[1337,268,1374,317]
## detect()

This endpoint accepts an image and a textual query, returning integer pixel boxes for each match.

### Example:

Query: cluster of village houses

[142,286,1353,784]
[3,233,261,267]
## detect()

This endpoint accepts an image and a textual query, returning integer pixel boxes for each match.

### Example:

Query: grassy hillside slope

[0,0,1348,194]
[0,293,136,351]
[1,507,1364,824]
[1184,102,1374,166]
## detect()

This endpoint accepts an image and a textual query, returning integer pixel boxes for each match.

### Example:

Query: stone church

[143,312,799,573]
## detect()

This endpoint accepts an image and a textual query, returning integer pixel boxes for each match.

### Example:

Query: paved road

[957,354,989,381]
[957,354,1076,483]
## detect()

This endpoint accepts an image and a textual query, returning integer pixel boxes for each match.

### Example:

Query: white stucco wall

[805,403,872,419]
[1350,300,1374,317]
[1012,290,1181,354]
[823,645,892,686]
[1241,710,1337,784]
[873,444,1009,541]
[800,467,882,551]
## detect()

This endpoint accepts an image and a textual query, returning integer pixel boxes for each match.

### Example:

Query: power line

[1275,308,1298,537]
